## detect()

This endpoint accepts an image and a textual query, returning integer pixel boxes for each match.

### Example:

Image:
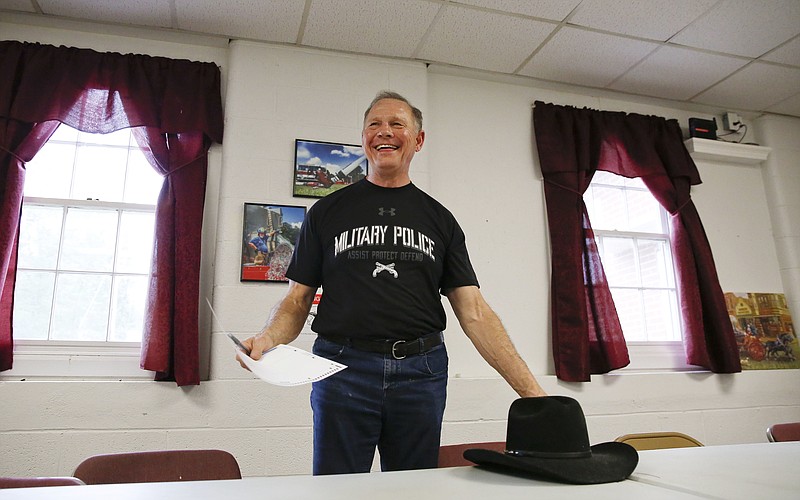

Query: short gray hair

[363,91,423,131]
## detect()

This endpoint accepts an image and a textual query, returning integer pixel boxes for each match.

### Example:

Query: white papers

[235,344,346,386]
[206,297,346,386]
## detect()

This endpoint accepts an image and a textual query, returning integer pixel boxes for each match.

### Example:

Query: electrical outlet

[723,112,742,132]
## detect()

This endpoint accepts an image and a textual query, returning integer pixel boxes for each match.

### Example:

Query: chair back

[73,449,241,485]
[0,477,85,489]
[767,422,800,442]
[438,441,505,468]
[615,432,703,451]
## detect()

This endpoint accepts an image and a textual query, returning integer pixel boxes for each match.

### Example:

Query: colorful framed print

[293,139,368,198]
[241,202,306,282]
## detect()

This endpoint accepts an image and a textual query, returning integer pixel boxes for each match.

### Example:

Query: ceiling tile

[0,0,37,12]
[38,0,173,28]
[302,0,440,58]
[519,27,658,87]
[766,92,800,117]
[175,0,305,44]
[671,0,800,57]
[454,0,581,21]
[569,0,716,41]
[762,36,800,67]
[610,45,749,101]
[417,4,555,73]
[693,62,800,111]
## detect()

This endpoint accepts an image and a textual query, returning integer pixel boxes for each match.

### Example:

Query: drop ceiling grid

[453,0,581,21]
[301,0,441,58]
[693,62,800,110]
[761,36,800,66]
[518,27,659,88]
[174,0,305,44]
[567,0,717,41]
[609,45,750,101]
[4,0,800,117]
[416,3,556,73]
[37,0,173,28]
[670,0,800,58]
[767,93,800,116]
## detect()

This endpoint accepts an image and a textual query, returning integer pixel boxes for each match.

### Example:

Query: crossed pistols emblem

[373,262,398,278]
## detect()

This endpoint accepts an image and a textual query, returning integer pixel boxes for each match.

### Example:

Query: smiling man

[240,91,546,475]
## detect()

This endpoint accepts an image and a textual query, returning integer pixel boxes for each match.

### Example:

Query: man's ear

[415,130,425,152]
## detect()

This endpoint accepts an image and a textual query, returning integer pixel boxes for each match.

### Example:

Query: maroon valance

[0,40,223,142]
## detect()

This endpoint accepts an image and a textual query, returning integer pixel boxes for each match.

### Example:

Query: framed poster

[724,292,798,369]
[241,203,306,282]
[293,139,368,198]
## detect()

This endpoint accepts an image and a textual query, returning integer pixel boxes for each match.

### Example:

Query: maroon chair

[73,449,241,485]
[0,477,85,488]
[767,422,800,442]
[438,441,505,468]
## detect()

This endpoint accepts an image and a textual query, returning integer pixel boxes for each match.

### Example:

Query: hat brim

[463,442,638,485]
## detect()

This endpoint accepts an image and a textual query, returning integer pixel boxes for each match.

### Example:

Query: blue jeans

[310,336,448,475]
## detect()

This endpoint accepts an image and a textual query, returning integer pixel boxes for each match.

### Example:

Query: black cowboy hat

[463,396,638,484]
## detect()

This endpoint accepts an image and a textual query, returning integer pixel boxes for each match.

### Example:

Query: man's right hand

[236,333,278,370]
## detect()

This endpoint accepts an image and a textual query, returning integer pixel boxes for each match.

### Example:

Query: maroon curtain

[0,41,223,386]
[533,101,740,381]
[0,120,60,370]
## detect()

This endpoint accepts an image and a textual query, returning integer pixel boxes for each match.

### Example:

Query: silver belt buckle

[391,340,407,360]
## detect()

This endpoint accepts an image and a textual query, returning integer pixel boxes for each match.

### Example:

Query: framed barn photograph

[293,139,368,198]
[241,202,306,282]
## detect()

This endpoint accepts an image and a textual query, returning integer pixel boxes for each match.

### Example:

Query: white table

[1,442,796,499]
[630,441,799,499]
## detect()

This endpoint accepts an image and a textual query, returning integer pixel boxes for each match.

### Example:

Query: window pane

[611,288,645,341]
[12,271,55,340]
[588,186,627,230]
[626,189,665,232]
[598,237,640,287]
[116,211,155,273]
[638,239,673,287]
[72,145,128,201]
[643,289,681,341]
[124,151,163,203]
[51,273,112,341]
[24,143,75,198]
[60,208,118,272]
[16,124,158,348]
[17,205,64,270]
[109,275,149,342]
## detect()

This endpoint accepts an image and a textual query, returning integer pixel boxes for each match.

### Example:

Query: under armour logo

[372,262,398,278]
[378,207,396,216]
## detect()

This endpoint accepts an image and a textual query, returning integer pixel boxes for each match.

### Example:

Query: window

[584,171,688,370]
[7,125,162,378]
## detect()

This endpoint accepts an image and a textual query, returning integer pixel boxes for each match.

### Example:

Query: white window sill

[1,342,154,380]
[619,341,697,373]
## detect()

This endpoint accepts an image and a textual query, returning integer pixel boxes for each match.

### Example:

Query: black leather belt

[321,332,443,360]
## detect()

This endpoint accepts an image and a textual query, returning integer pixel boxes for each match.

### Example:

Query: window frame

[585,171,692,372]
[2,127,160,380]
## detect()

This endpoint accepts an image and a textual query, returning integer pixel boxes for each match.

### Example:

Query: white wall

[1,17,799,479]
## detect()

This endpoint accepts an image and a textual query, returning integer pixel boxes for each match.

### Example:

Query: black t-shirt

[286,179,479,340]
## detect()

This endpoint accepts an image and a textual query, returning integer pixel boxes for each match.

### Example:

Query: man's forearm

[247,281,315,359]
[448,286,546,398]
[462,311,547,398]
